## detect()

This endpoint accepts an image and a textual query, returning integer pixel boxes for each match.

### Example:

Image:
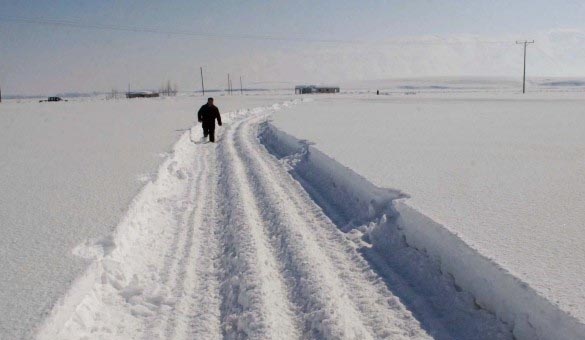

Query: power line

[516,40,535,93]
[0,16,360,44]
[0,16,514,46]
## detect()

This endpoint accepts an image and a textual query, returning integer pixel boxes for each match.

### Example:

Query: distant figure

[197,97,222,143]
[376,90,379,95]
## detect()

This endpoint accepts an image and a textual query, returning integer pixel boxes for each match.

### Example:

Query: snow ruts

[215,111,301,338]
[147,145,222,340]
[228,114,429,339]
[37,101,429,339]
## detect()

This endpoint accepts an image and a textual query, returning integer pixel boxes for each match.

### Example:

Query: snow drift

[260,122,585,340]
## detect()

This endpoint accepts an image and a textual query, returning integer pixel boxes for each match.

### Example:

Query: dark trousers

[202,124,216,142]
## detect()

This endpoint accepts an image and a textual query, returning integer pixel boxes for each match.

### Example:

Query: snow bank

[260,123,585,340]
[35,128,199,338]
[259,124,406,230]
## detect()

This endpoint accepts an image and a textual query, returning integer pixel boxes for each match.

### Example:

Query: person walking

[197,97,222,142]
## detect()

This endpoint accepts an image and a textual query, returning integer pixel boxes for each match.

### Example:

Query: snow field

[0,94,298,339]
[37,100,431,339]
[265,94,585,340]
[32,93,583,340]
[261,124,513,340]
[38,125,214,339]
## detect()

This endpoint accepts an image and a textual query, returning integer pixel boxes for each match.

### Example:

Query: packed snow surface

[0,94,294,339]
[269,93,585,335]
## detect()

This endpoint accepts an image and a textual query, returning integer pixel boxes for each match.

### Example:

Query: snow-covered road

[36,102,511,339]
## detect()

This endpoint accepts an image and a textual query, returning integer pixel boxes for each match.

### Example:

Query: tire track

[230,113,431,339]
[143,144,209,339]
[215,117,302,340]
[163,145,222,340]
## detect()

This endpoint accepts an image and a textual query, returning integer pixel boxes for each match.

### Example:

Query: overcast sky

[2,0,585,95]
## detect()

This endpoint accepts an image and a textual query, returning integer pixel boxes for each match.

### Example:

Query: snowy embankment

[261,123,585,339]
[264,95,585,340]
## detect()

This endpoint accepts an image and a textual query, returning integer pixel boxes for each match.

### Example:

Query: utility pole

[516,40,534,94]
[240,76,243,95]
[200,67,205,96]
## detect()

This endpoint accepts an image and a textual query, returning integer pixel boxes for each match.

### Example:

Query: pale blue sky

[2,0,585,95]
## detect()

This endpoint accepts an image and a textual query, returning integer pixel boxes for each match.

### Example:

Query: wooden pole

[200,67,205,96]
[516,40,534,94]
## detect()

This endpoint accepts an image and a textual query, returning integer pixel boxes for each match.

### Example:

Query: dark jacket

[198,104,222,127]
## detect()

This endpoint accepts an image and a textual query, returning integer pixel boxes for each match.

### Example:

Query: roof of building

[295,85,339,89]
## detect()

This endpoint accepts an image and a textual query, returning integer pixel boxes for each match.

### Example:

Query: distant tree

[107,88,120,100]
[160,80,177,96]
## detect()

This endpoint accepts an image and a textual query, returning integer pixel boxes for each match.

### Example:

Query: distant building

[126,91,160,99]
[295,85,340,94]
[39,97,67,103]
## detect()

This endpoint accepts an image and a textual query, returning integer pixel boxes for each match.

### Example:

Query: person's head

[207,97,214,105]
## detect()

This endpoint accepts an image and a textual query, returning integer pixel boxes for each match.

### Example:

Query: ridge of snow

[219,30,585,86]
[260,122,585,340]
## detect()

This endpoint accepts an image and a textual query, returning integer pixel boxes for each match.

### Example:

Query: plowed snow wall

[260,122,585,340]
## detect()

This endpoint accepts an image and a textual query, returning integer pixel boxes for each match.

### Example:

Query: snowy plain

[36,100,456,340]
[268,91,585,338]
[0,94,293,339]
[2,85,584,339]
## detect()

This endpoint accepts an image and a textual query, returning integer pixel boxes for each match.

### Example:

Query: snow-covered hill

[226,30,585,85]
